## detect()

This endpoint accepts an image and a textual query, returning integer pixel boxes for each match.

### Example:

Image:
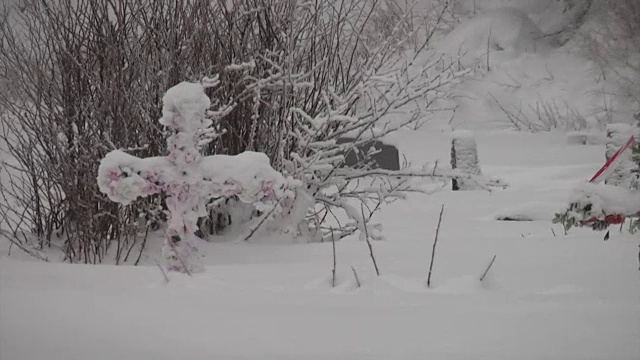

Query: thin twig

[134,226,150,266]
[486,25,492,71]
[155,260,170,283]
[361,203,380,276]
[427,204,445,288]
[479,255,497,282]
[351,266,361,288]
[244,197,281,241]
[168,239,192,276]
[0,230,48,262]
[331,227,337,287]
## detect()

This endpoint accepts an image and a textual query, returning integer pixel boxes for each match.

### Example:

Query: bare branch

[427,204,444,288]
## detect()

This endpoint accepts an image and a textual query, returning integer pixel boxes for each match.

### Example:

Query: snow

[569,182,640,217]
[159,81,212,131]
[451,129,475,141]
[2,233,639,360]
[426,1,637,133]
[606,123,634,136]
[99,150,287,205]
[604,123,637,187]
[3,129,640,360]
[566,130,606,145]
[454,0,560,15]
[2,1,640,359]
[97,150,166,204]
[436,7,553,68]
[493,201,563,221]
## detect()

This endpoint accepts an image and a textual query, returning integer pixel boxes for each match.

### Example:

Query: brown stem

[331,227,336,287]
[427,204,444,288]
[351,266,361,288]
[479,255,497,282]
[361,203,380,276]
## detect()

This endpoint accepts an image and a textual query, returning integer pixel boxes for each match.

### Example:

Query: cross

[97,82,289,273]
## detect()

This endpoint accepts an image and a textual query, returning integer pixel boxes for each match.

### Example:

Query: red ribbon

[582,135,636,226]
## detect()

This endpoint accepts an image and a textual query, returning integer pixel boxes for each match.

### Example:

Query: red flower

[604,214,625,224]
[581,214,625,225]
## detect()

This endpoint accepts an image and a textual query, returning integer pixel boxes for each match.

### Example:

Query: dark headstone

[337,137,400,170]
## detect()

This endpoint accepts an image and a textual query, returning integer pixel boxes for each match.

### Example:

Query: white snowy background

[1,0,639,359]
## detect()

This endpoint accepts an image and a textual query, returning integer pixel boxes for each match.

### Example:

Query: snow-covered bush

[0,0,474,262]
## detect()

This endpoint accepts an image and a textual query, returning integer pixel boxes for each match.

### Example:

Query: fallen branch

[427,204,445,288]
[479,254,497,282]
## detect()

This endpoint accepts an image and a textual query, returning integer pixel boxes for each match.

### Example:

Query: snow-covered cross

[97,82,290,273]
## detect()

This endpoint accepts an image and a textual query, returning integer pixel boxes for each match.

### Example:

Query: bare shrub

[582,0,640,105]
[0,0,464,262]
[365,0,456,51]
[490,94,588,132]
[0,0,174,263]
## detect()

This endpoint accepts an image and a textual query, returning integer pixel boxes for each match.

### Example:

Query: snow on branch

[281,51,480,242]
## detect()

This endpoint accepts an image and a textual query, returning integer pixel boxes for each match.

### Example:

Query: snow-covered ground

[2,129,639,360]
[2,1,640,359]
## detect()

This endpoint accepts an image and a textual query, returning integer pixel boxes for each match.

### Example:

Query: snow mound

[438,8,553,67]
[569,182,640,216]
[451,129,475,142]
[567,131,607,145]
[431,275,484,294]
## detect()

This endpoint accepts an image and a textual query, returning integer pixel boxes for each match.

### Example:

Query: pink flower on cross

[261,180,275,197]
[224,181,244,197]
[106,168,122,181]
[142,183,160,195]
